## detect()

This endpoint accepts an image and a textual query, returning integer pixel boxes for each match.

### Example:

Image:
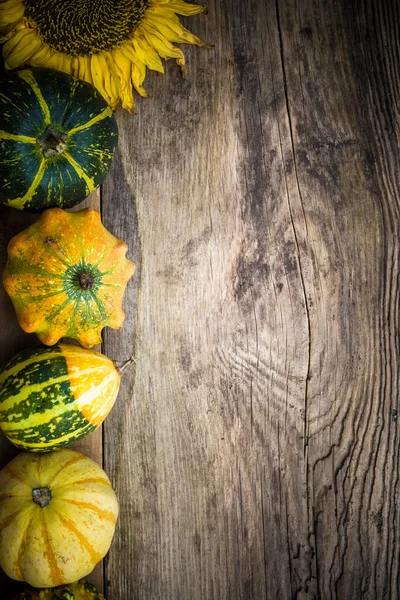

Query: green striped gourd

[0,344,121,451]
[0,68,118,211]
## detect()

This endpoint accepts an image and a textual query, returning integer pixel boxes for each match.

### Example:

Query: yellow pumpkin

[0,449,118,588]
[13,580,105,600]
[3,208,135,348]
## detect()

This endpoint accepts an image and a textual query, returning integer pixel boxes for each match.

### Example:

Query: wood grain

[101,0,400,599]
[104,0,312,597]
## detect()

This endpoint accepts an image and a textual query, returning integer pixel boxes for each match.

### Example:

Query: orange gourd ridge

[3,207,135,348]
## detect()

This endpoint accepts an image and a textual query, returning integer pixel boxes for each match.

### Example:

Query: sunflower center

[23,0,150,57]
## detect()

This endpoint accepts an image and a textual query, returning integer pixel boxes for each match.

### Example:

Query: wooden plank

[0,191,104,598]
[284,1,400,597]
[102,0,311,597]
[102,0,400,598]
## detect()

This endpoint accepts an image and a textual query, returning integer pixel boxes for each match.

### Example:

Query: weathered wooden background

[1,0,399,598]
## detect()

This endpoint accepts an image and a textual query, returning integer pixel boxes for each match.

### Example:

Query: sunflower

[0,0,210,112]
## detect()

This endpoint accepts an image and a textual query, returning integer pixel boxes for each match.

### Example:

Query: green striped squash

[0,344,121,452]
[0,68,118,211]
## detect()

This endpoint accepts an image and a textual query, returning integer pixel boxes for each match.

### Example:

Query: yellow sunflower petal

[91,53,113,106]
[141,22,186,70]
[121,53,149,99]
[132,64,150,98]
[40,50,74,76]
[146,12,210,47]
[68,56,89,85]
[91,52,120,110]
[0,0,22,9]
[0,0,24,30]
[131,36,164,74]
[112,49,136,112]
[3,26,43,69]
[105,52,122,106]
[69,55,93,86]
[28,44,57,68]
[68,56,79,77]
[156,0,207,17]
[0,17,25,42]
[119,42,149,97]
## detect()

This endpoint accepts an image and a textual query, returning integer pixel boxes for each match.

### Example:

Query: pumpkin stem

[115,356,136,373]
[78,272,95,290]
[32,487,52,508]
[37,125,67,157]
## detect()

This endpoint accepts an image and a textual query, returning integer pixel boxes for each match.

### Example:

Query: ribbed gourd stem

[115,357,136,373]
[32,487,52,508]
[37,125,67,157]
[78,272,95,290]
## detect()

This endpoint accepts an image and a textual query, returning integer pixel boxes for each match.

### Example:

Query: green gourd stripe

[90,292,109,322]
[4,262,65,282]
[0,364,106,414]
[63,151,96,192]
[44,295,75,322]
[0,91,27,113]
[0,131,36,143]
[68,106,113,135]
[0,348,63,383]
[0,342,115,452]
[17,288,65,302]
[0,373,72,412]
[2,348,106,370]
[19,244,73,271]
[17,70,51,125]
[78,238,108,268]
[6,416,96,450]
[0,369,108,433]
[7,158,46,210]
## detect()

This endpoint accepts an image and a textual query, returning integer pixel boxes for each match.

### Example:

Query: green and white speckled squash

[0,68,118,211]
[0,344,121,452]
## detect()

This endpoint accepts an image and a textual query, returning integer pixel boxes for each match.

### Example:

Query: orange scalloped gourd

[3,208,135,348]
